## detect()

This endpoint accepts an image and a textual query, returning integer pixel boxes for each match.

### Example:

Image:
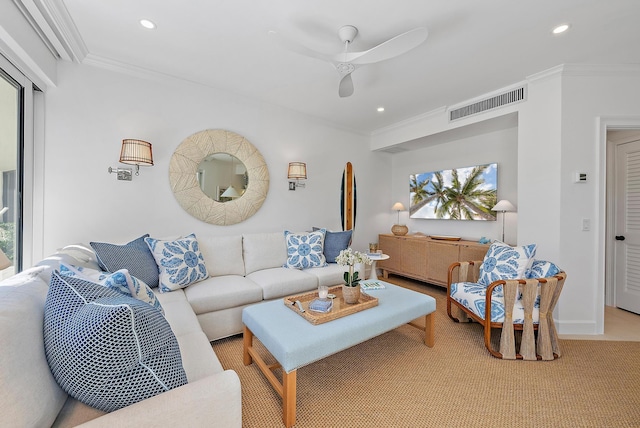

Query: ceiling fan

[270,25,428,97]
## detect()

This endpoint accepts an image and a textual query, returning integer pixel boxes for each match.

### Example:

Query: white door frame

[600,116,640,332]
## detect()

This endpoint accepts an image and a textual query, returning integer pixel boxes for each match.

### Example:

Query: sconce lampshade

[119,139,154,166]
[287,162,307,180]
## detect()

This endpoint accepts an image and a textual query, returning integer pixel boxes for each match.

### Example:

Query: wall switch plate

[582,218,591,231]
[574,172,587,183]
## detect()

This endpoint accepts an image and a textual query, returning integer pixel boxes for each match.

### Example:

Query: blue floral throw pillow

[525,259,561,279]
[283,229,327,269]
[145,233,209,292]
[478,241,537,286]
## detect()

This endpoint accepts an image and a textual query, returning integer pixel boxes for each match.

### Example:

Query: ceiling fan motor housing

[338,25,358,44]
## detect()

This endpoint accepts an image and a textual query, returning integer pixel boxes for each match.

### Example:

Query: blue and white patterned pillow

[43,272,187,412]
[283,229,327,269]
[59,263,163,314]
[145,233,209,292]
[525,259,561,279]
[478,241,537,285]
[90,234,160,288]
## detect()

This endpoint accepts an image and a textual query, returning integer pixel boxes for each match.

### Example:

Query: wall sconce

[108,139,154,181]
[491,199,516,242]
[288,162,307,190]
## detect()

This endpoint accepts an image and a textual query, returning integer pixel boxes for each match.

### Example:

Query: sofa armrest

[77,370,241,428]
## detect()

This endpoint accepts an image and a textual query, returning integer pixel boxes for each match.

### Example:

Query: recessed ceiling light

[140,19,156,30]
[377,107,385,112]
[552,24,570,34]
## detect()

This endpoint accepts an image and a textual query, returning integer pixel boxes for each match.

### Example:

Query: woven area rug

[212,280,640,428]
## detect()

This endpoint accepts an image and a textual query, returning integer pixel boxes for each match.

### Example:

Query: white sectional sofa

[0,230,355,427]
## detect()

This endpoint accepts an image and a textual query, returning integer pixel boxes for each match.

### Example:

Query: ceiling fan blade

[268,30,334,63]
[338,73,354,98]
[344,27,428,65]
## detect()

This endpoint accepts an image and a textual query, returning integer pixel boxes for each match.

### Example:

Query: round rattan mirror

[169,129,269,225]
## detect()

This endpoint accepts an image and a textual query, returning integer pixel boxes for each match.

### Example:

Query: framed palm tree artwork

[409,163,497,220]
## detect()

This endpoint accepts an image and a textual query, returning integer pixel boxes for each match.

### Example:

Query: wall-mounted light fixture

[108,139,154,181]
[288,162,307,190]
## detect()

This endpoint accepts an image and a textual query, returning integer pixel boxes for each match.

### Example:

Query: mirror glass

[197,153,248,202]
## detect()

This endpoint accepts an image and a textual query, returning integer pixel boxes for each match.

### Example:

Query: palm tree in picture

[438,166,496,220]
[410,172,447,216]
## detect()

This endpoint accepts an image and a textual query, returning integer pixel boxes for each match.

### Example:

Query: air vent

[380,146,409,154]
[449,87,526,121]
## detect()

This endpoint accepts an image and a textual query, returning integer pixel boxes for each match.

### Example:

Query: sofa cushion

[0,269,67,428]
[59,263,163,314]
[185,275,264,314]
[283,229,327,269]
[303,263,349,287]
[90,234,160,288]
[145,233,209,292]
[243,232,287,275]
[43,272,188,413]
[198,235,245,277]
[478,241,537,285]
[247,267,318,300]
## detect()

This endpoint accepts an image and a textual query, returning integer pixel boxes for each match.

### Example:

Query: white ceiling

[39,0,640,134]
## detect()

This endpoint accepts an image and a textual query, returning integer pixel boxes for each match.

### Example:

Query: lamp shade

[492,200,516,212]
[287,162,307,180]
[119,139,154,166]
[221,185,240,198]
[392,202,406,211]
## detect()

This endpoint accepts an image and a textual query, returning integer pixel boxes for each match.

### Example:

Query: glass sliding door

[0,67,22,278]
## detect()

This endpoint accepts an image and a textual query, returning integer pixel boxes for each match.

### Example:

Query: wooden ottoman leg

[243,325,253,366]
[282,369,297,428]
[424,312,435,347]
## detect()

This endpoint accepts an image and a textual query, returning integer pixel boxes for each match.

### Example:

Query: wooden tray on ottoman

[283,285,378,325]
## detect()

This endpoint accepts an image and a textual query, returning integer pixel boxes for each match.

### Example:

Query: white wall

[41,62,392,255]
[390,126,518,243]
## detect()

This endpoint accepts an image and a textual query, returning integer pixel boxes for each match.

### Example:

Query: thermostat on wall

[574,172,587,183]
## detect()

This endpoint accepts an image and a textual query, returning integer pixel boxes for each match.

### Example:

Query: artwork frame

[409,163,497,220]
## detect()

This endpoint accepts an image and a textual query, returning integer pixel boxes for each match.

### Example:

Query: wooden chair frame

[447,261,566,360]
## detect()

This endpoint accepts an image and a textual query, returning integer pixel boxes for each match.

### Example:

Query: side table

[368,253,389,280]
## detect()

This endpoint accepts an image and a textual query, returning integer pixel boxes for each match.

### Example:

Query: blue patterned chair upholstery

[447,259,566,360]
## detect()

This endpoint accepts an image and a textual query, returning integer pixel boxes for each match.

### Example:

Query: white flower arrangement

[335,248,372,287]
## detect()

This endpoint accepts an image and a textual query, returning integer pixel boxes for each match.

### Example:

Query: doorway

[606,128,640,315]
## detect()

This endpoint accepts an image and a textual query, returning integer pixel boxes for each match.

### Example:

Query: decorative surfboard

[340,162,357,231]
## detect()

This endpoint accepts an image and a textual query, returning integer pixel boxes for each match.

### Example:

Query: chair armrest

[77,370,241,428]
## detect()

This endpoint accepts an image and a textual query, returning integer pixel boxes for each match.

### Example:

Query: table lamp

[492,199,516,242]
[391,202,408,236]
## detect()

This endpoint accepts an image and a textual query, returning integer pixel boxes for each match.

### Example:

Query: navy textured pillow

[43,271,187,412]
[90,234,159,288]
[323,230,353,263]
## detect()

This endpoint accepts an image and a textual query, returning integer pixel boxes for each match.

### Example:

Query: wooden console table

[378,234,489,287]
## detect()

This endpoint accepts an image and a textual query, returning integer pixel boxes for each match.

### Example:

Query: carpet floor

[212,279,640,428]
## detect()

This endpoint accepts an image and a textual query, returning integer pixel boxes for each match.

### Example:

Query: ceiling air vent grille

[449,87,526,121]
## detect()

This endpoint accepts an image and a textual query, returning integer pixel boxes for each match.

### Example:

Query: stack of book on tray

[360,280,386,291]
[309,298,333,313]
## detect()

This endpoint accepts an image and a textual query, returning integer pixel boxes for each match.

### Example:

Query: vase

[342,284,360,304]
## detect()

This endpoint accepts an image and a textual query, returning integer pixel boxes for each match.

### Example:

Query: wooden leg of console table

[282,369,297,428]
[243,325,253,365]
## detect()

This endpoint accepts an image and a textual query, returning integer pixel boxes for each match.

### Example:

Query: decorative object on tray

[391,202,409,236]
[335,248,372,304]
[308,298,333,313]
[360,280,386,291]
